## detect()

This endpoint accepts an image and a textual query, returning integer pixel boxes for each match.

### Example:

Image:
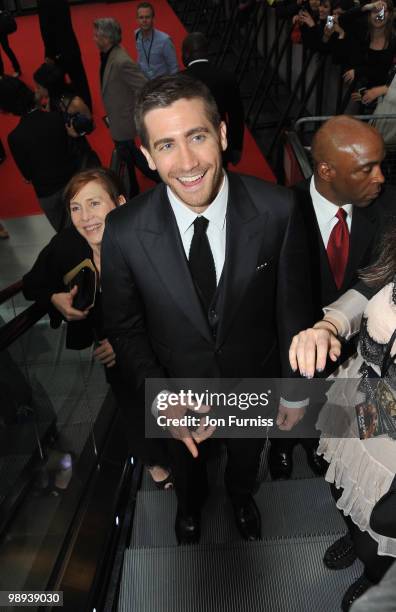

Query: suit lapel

[216,174,268,346]
[102,46,118,94]
[295,182,338,294]
[341,206,376,290]
[136,186,213,344]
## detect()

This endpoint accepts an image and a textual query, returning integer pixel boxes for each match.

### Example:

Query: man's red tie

[326,208,349,289]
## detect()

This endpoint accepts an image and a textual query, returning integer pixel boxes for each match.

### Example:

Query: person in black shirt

[341,0,396,111]
[36,0,92,110]
[0,76,75,231]
[33,62,100,171]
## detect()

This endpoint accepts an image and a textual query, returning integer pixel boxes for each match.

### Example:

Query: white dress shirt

[167,173,228,284]
[310,176,352,247]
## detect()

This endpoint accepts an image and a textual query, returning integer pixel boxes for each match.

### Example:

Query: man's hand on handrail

[289,320,342,378]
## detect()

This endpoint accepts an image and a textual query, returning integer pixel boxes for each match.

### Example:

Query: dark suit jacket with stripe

[101,173,313,400]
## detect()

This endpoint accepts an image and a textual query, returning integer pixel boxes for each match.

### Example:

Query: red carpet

[0,1,275,219]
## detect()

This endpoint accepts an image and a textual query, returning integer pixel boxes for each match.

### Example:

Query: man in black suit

[182,32,245,167]
[269,116,390,479]
[37,0,92,110]
[101,74,312,544]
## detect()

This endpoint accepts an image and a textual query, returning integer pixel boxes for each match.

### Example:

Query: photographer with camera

[33,62,100,171]
[0,76,76,231]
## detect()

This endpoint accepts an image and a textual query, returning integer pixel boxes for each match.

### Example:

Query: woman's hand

[323,20,335,40]
[289,324,342,377]
[50,285,89,321]
[333,16,345,38]
[93,339,116,368]
[362,1,385,12]
[343,68,355,83]
[299,9,316,27]
[362,86,388,104]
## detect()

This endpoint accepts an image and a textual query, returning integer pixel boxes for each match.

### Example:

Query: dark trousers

[166,437,265,515]
[331,484,394,584]
[58,54,92,111]
[38,187,67,232]
[0,34,20,75]
[114,139,160,199]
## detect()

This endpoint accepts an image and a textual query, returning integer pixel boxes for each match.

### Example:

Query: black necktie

[188,217,217,312]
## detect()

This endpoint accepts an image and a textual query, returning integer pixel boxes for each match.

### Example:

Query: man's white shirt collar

[310,176,353,226]
[167,173,228,234]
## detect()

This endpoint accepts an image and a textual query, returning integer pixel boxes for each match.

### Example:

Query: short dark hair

[34,63,66,99]
[0,77,36,116]
[137,2,154,16]
[63,168,125,210]
[135,74,221,149]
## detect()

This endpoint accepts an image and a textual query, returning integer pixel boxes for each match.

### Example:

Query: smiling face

[70,180,124,248]
[140,97,227,213]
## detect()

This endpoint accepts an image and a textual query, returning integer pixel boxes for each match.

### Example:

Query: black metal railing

[0,287,135,611]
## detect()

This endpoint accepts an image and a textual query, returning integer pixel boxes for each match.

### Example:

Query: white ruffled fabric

[317,282,396,558]
[318,436,396,557]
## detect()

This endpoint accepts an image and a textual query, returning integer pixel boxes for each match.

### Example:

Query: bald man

[269,115,396,480]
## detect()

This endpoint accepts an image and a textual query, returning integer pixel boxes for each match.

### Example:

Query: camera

[375,6,385,21]
[326,15,334,27]
[66,112,94,136]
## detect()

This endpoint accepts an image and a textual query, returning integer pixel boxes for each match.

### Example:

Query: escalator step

[130,477,345,548]
[140,442,314,491]
[119,536,363,612]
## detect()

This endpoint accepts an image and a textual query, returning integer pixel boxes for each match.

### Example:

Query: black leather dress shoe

[232,495,261,541]
[323,534,357,569]
[341,574,373,611]
[268,446,293,480]
[175,508,201,545]
[304,446,328,476]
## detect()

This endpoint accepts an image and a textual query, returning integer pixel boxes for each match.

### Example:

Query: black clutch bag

[63,259,97,311]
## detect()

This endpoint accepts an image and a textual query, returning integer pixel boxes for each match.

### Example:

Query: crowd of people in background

[277,0,396,116]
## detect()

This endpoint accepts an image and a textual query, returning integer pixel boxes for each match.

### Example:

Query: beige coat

[101,45,147,142]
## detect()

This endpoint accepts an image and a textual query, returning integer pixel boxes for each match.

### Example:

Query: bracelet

[314,319,340,338]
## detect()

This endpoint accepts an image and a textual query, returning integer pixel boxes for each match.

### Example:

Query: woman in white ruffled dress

[289,232,396,611]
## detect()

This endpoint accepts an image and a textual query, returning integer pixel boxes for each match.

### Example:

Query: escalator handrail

[0,302,47,351]
[0,279,23,306]
[295,113,396,133]
[284,130,313,180]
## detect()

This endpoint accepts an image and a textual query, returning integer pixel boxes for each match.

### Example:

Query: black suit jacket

[293,179,380,322]
[183,62,244,156]
[294,179,396,369]
[22,227,99,350]
[37,0,81,61]
[8,110,75,197]
[101,173,312,398]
